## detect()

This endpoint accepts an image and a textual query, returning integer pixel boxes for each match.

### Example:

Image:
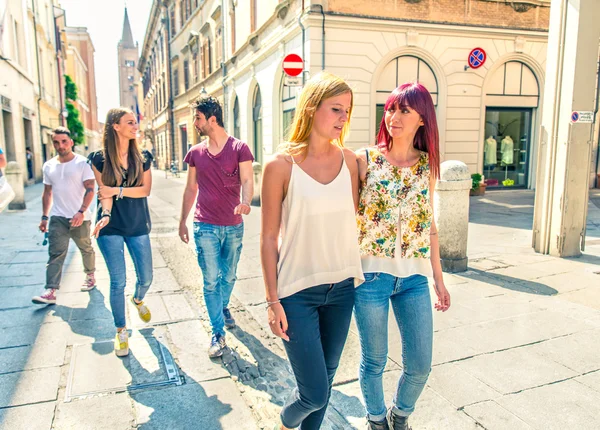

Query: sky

[58,0,152,122]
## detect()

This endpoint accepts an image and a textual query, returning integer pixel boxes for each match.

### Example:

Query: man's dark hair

[191,96,224,127]
[52,126,71,138]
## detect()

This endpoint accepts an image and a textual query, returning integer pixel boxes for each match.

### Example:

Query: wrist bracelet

[101,213,111,219]
[117,186,124,200]
[41,215,49,221]
[266,300,280,309]
[78,209,84,214]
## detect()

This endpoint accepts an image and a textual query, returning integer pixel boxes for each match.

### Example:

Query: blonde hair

[279,71,353,158]
[101,108,144,187]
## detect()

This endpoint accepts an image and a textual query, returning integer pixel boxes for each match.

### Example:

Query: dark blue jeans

[280,278,355,430]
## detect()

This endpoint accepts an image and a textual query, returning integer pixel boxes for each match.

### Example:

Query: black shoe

[387,408,412,430]
[223,307,236,329]
[367,418,390,430]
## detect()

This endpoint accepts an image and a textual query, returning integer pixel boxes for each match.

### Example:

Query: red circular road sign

[468,48,486,69]
[283,54,304,77]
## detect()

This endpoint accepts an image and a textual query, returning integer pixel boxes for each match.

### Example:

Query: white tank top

[276,149,364,299]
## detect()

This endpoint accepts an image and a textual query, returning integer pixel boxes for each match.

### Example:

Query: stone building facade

[140,0,553,189]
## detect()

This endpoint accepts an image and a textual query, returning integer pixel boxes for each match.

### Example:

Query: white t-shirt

[43,154,95,220]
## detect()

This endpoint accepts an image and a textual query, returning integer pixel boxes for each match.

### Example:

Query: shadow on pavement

[463,268,558,296]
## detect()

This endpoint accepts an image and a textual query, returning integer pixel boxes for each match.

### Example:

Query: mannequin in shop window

[501,135,514,165]
[484,136,497,166]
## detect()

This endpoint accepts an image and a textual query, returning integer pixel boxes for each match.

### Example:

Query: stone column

[252,162,262,206]
[434,160,471,272]
[5,161,25,210]
[533,0,600,256]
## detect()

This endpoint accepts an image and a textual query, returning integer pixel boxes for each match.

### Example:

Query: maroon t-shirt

[184,136,254,226]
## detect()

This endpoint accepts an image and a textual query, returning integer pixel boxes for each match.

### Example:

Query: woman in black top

[88,107,154,357]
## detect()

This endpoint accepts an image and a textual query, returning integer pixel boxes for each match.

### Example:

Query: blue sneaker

[223,307,236,329]
[208,333,226,358]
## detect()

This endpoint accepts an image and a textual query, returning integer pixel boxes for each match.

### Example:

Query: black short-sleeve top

[88,149,153,237]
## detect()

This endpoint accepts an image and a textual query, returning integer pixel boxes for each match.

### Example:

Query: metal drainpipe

[163,3,176,166]
[221,0,227,133]
[312,4,325,70]
[593,55,600,188]
[31,0,45,162]
[53,7,66,127]
[298,6,306,85]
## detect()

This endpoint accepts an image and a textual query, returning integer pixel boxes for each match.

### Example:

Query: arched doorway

[252,85,263,164]
[375,55,438,135]
[483,61,540,188]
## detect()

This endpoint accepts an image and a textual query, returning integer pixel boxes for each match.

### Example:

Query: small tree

[64,75,85,145]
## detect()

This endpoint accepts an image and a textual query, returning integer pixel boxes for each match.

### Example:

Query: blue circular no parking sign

[468,48,487,69]
[571,111,580,122]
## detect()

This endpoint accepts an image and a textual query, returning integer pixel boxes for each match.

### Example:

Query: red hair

[376,82,440,179]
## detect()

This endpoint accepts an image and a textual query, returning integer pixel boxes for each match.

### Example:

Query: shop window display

[483,109,531,188]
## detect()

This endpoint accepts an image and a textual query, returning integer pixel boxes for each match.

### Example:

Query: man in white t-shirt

[32,127,97,305]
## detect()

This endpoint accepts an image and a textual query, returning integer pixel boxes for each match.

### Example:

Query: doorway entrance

[483,108,532,188]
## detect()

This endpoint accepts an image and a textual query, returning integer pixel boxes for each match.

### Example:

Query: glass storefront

[483,108,532,188]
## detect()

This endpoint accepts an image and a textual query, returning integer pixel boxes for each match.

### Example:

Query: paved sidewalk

[0,182,257,430]
[1,174,599,430]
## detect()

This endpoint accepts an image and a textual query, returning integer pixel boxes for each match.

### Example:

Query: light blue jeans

[354,273,433,422]
[97,234,153,329]
[193,222,244,337]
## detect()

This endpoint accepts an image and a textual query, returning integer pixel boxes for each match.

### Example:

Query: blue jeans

[97,234,153,329]
[279,278,355,430]
[193,222,244,337]
[354,273,432,421]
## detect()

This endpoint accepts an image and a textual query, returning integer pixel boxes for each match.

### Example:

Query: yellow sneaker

[130,296,152,323]
[114,329,129,357]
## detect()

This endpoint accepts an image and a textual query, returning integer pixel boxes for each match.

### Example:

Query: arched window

[485,61,539,107]
[233,95,240,139]
[252,86,263,164]
[375,55,438,134]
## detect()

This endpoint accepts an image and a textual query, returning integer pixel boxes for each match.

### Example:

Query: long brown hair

[101,108,144,187]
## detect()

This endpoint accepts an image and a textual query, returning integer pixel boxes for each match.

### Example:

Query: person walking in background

[355,82,451,430]
[32,127,96,305]
[26,147,34,180]
[88,108,154,357]
[261,71,364,430]
[179,95,254,358]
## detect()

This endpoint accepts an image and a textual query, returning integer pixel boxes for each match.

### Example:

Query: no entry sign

[283,54,304,77]
[468,48,486,69]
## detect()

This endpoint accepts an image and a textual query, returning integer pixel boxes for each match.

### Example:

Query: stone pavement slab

[54,393,135,430]
[497,379,600,430]
[463,400,533,430]
[575,370,600,393]
[0,401,56,430]
[67,335,168,398]
[0,367,60,408]
[166,320,229,382]
[455,347,576,394]
[132,380,257,430]
[427,362,500,408]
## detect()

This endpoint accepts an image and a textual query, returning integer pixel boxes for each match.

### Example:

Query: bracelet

[117,186,124,200]
[41,215,49,221]
[101,213,111,219]
[266,300,280,309]
[78,209,84,214]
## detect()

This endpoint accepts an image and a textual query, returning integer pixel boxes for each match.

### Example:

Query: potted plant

[470,173,487,196]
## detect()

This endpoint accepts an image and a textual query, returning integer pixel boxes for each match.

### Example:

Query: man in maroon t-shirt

[179,96,254,357]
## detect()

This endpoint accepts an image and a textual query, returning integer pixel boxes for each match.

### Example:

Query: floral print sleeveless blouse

[357,147,432,259]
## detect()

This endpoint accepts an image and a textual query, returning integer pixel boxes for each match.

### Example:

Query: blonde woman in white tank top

[261,72,364,430]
